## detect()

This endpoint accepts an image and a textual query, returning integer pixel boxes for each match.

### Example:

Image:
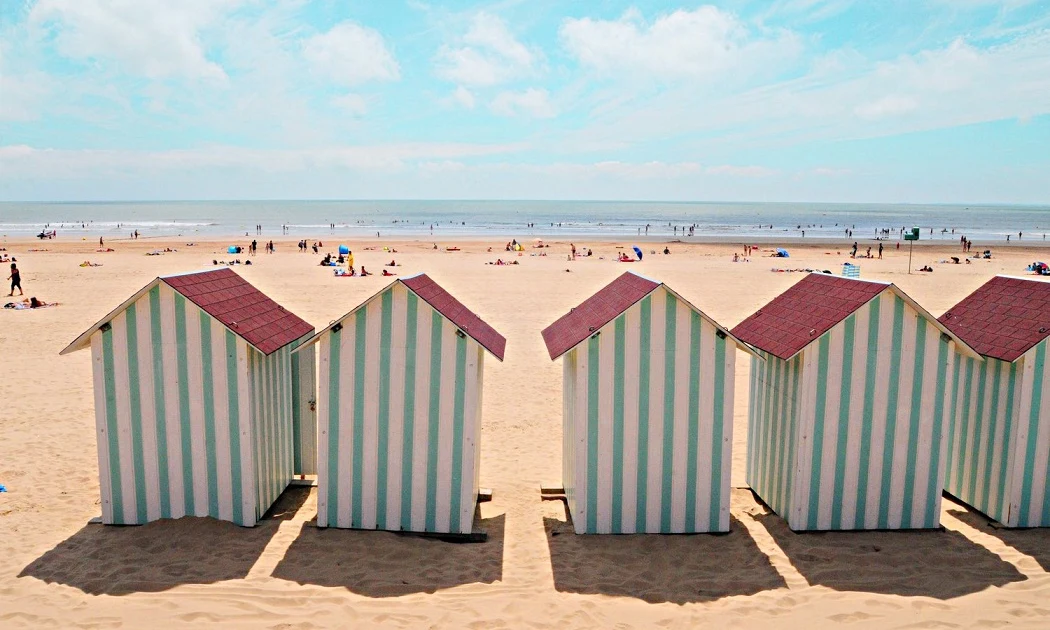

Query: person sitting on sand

[386,260,397,267]
[382,269,396,276]
[733,253,740,262]
[360,266,371,276]
[23,297,55,308]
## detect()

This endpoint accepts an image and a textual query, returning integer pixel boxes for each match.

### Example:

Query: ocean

[1,200,1048,242]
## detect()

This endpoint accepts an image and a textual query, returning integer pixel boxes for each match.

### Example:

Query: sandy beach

[3,234,1050,629]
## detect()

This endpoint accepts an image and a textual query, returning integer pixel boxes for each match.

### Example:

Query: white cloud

[560,6,801,81]
[706,165,778,177]
[28,0,240,80]
[331,93,369,116]
[490,88,556,118]
[303,21,400,86]
[854,95,918,119]
[450,86,476,109]
[435,13,539,86]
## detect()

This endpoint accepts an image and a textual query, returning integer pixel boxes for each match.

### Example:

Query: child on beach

[8,263,22,296]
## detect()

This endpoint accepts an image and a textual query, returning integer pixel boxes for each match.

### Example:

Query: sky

[1,0,1049,203]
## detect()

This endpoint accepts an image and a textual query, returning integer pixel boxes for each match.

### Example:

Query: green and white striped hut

[540,271,756,534]
[939,275,1050,527]
[732,273,978,531]
[62,269,316,527]
[297,273,506,534]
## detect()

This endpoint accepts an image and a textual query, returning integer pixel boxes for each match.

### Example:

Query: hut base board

[539,483,565,498]
[289,476,318,487]
[309,521,488,543]
[478,488,493,503]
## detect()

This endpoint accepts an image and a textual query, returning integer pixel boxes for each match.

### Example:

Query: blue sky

[1,0,1049,202]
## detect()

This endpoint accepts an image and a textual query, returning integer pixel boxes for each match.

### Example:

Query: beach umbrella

[339,245,350,255]
[776,248,790,257]
[633,246,643,260]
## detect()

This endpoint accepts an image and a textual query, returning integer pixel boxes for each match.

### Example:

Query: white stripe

[887,303,918,529]
[817,323,845,530]
[719,335,735,532]
[386,286,408,530]
[695,318,716,529]
[434,321,458,532]
[337,318,356,528]
[792,344,819,529]
[974,355,997,511]
[864,293,894,528]
[91,334,114,523]
[1027,347,1050,525]
[910,321,939,526]
[411,302,432,532]
[986,360,1009,516]
[457,344,480,533]
[646,289,666,533]
[669,301,691,532]
[134,294,161,522]
[961,358,982,506]
[316,335,331,527]
[360,298,382,529]
[237,342,255,525]
[159,285,185,518]
[184,304,208,516]
[571,347,589,532]
[596,321,615,533]
[621,305,641,533]
[211,319,234,522]
[1010,352,1036,525]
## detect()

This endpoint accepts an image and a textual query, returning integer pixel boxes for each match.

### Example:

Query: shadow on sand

[271,511,505,597]
[543,501,786,604]
[18,486,310,595]
[755,503,1025,599]
[949,506,1050,572]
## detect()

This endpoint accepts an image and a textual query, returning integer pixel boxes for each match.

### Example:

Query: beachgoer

[99,236,104,247]
[8,262,22,296]
[878,243,883,259]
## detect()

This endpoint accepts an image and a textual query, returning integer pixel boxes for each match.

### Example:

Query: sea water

[1,200,1048,242]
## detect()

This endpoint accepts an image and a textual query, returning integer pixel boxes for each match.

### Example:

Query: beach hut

[540,271,756,534]
[731,273,978,531]
[61,268,316,527]
[939,275,1050,527]
[297,273,506,534]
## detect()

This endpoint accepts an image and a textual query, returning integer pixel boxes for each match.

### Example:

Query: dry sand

[2,234,1050,629]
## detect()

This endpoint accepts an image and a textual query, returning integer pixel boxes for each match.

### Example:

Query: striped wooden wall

[289,335,317,476]
[250,343,296,521]
[90,283,258,526]
[1013,339,1050,527]
[746,351,802,519]
[944,355,1022,526]
[749,289,958,531]
[562,286,734,534]
[316,282,483,534]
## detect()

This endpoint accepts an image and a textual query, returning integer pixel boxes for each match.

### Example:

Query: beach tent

[776,248,790,258]
[296,273,506,534]
[939,276,1050,527]
[62,269,316,527]
[633,246,643,261]
[731,273,978,531]
[541,271,757,534]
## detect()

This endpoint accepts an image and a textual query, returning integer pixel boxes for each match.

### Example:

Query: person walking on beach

[99,236,104,247]
[878,242,883,259]
[8,262,22,296]
[851,242,858,258]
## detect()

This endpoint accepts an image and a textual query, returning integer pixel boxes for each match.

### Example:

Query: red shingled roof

[163,268,313,355]
[939,275,1050,363]
[541,272,661,360]
[731,273,888,360]
[401,274,506,361]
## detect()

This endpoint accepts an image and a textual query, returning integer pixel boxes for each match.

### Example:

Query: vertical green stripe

[661,294,677,532]
[900,318,927,527]
[148,287,171,519]
[785,355,801,515]
[124,304,148,522]
[745,354,758,488]
[980,359,1004,513]
[944,348,962,495]
[226,332,244,525]
[200,313,220,519]
[174,294,195,515]
[855,299,881,527]
[375,291,393,529]
[612,316,626,532]
[586,335,600,533]
[877,297,906,529]
[425,310,443,532]
[400,293,418,530]
[685,313,701,532]
[326,330,342,526]
[831,316,856,529]
[709,332,727,531]
[449,334,467,532]
[995,362,1018,522]
[635,296,652,531]
[101,327,124,523]
[956,358,976,494]
[807,335,831,529]
[352,310,368,528]
[291,341,302,474]
[765,355,782,508]
[924,333,949,528]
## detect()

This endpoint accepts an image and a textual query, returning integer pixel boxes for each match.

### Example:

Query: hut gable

[731,274,888,361]
[401,274,506,361]
[939,275,1050,363]
[62,269,313,356]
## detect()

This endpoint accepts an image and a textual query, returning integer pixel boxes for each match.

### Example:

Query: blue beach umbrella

[776,248,790,257]
[633,246,643,260]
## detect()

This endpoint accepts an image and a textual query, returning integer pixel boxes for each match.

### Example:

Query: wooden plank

[477,488,493,503]
[289,477,318,487]
[540,483,566,498]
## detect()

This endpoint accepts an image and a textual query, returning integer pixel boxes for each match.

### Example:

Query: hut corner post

[789,346,819,531]
[562,349,579,529]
